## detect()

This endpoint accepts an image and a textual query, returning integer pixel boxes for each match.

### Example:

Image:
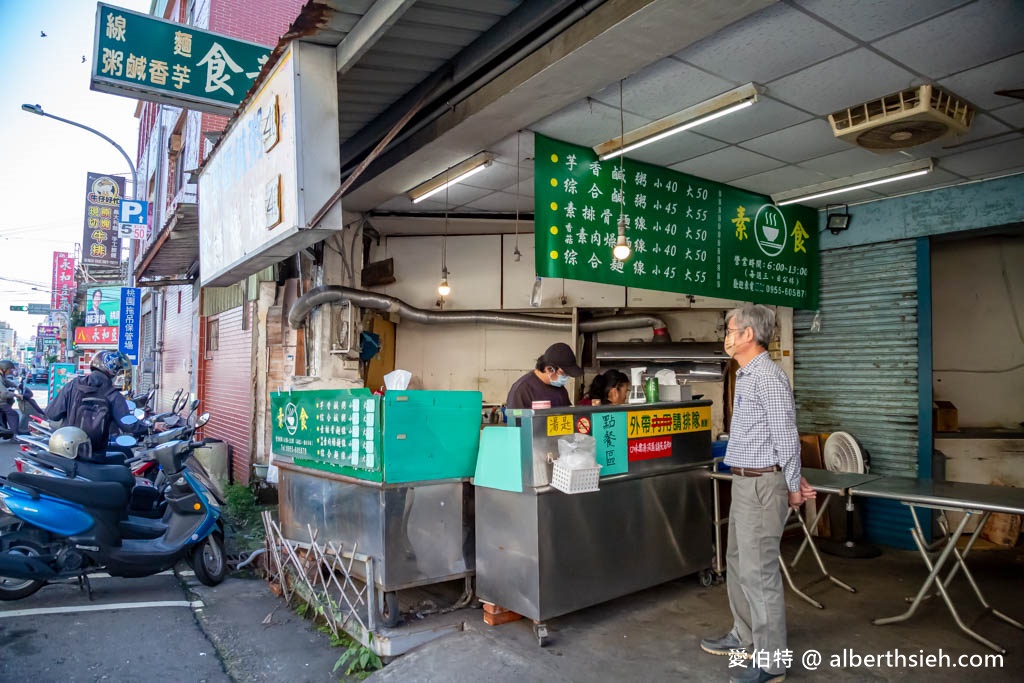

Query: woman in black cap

[505,342,583,409]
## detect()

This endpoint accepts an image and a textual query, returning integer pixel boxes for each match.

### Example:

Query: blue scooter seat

[8,472,129,511]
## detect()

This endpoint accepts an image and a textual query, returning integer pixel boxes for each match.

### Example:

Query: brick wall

[159,285,194,411]
[199,304,254,484]
[208,0,304,46]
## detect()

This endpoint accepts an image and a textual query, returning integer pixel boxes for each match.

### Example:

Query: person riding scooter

[0,361,20,437]
[45,351,161,462]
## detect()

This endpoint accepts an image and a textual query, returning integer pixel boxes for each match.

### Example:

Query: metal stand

[873,504,1024,654]
[711,468,855,608]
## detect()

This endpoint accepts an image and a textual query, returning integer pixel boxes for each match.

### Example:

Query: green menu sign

[91,3,272,112]
[534,134,819,309]
[271,389,382,480]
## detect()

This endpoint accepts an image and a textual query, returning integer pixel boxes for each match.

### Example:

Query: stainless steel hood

[594,341,728,381]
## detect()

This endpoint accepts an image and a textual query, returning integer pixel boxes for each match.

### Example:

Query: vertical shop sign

[119,287,141,365]
[51,252,76,312]
[81,172,124,267]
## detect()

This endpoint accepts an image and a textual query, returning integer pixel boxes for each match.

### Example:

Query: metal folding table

[711,466,864,609]
[854,477,1024,653]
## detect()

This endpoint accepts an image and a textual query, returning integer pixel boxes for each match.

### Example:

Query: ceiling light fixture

[773,158,934,206]
[594,83,758,161]
[408,152,494,204]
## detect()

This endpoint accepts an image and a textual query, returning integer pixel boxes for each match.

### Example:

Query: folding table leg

[935,511,1024,634]
[791,492,832,567]
[874,506,1005,654]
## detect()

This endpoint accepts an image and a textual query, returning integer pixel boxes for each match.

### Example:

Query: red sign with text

[74,326,119,346]
[627,436,674,462]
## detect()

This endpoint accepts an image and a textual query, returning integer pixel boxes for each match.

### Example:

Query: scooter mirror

[121,414,139,426]
[195,412,211,428]
[115,434,137,447]
[189,399,200,415]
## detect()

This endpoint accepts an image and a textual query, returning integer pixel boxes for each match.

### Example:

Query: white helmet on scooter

[49,426,93,460]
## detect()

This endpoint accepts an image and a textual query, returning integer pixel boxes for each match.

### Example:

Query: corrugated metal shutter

[794,239,922,548]
[139,311,155,393]
[200,304,253,484]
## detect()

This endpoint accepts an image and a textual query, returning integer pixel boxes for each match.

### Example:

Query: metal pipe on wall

[287,285,670,338]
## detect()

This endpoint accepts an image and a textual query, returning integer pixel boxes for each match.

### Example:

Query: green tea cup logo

[284,402,298,436]
[754,205,787,257]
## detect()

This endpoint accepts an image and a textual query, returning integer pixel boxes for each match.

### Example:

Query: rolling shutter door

[794,239,921,547]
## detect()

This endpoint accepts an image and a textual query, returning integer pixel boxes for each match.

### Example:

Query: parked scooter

[0,426,226,601]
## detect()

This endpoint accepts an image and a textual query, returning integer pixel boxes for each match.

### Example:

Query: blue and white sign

[119,200,148,225]
[118,287,142,365]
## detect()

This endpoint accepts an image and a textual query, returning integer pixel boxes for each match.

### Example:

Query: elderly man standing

[701,304,815,683]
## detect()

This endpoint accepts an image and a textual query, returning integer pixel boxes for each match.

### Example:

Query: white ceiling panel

[488,133,536,168]
[530,99,650,148]
[797,147,908,178]
[766,48,919,116]
[623,133,727,168]
[459,161,524,192]
[871,0,1024,79]
[695,96,813,145]
[731,164,832,196]
[799,188,883,209]
[992,102,1024,128]
[940,136,1024,177]
[375,195,447,212]
[937,51,1024,111]
[589,58,735,121]
[678,3,856,84]
[463,190,534,213]
[910,113,1015,158]
[670,146,785,184]
[871,167,965,198]
[793,0,971,42]
[739,119,850,163]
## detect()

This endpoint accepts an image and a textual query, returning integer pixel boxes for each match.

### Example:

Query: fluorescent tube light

[408,152,494,204]
[773,159,934,206]
[594,83,758,161]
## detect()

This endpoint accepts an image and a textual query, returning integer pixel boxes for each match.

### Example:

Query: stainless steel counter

[476,400,715,623]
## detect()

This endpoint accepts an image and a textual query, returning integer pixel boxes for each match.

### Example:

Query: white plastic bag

[557,433,598,469]
[383,369,412,390]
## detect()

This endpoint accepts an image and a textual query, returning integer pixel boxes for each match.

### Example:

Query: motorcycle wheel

[190,533,226,586]
[0,540,46,601]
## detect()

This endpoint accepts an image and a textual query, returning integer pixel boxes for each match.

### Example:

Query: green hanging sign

[534,134,818,309]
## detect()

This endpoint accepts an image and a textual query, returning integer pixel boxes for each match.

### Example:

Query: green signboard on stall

[91,3,272,112]
[270,388,382,481]
[534,134,818,309]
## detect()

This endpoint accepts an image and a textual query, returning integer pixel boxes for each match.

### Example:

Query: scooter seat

[8,472,129,511]
[29,452,135,491]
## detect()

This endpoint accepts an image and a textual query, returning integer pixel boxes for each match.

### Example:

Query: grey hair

[726,304,776,348]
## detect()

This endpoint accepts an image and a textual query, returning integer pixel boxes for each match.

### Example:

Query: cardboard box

[933,401,958,432]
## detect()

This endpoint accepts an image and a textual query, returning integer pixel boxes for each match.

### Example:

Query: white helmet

[49,426,93,460]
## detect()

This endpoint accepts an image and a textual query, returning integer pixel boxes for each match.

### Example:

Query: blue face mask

[550,373,570,388]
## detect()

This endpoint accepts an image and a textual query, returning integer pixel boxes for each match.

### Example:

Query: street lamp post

[21,103,139,287]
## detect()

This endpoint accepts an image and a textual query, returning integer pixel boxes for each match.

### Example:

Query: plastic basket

[551,460,601,494]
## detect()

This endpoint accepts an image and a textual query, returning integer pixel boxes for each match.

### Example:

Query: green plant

[332,638,383,679]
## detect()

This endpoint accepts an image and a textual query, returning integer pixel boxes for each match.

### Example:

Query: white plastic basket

[551,460,601,494]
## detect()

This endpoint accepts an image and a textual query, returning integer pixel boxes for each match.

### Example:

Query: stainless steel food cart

[474,400,715,643]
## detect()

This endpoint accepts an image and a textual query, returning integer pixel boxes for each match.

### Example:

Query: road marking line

[0,600,204,619]
[86,570,177,579]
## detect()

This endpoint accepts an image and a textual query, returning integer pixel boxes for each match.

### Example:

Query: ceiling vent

[828,84,973,152]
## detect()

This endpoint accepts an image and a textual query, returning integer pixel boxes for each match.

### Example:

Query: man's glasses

[724,326,747,338]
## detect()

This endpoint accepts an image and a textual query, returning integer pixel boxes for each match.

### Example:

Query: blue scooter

[0,437,226,601]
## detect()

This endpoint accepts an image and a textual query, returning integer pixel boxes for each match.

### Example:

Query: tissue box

[658,384,692,402]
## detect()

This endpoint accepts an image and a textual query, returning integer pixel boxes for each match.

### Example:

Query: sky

[0,0,150,342]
